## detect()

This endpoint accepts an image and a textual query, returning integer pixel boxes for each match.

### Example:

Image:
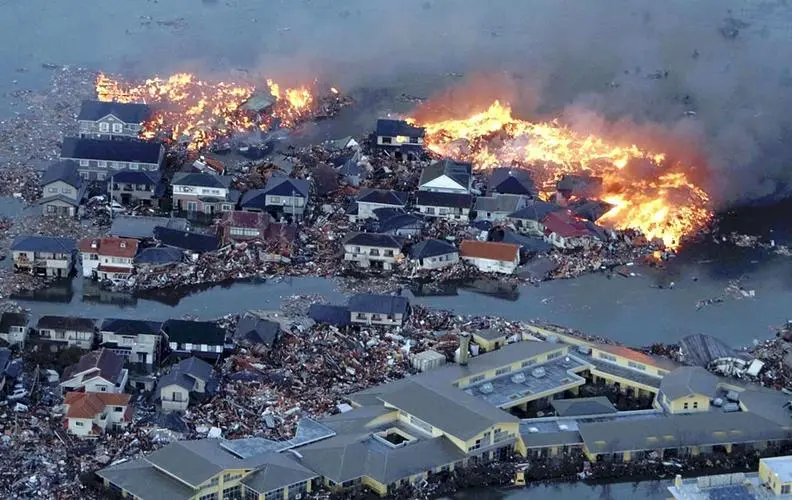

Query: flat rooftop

[580,354,663,389]
[668,473,780,499]
[464,354,588,408]
[762,456,792,483]
[221,418,335,457]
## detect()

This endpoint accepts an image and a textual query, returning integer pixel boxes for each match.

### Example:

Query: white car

[7,387,28,401]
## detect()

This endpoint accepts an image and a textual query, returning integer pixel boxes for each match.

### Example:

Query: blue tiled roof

[153,227,219,253]
[61,137,163,164]
[77,100,152,123]
[357,189,408,206]
[375,119,425,138]
[410,239,458,259]
[41,160,82,188]
[348,294,409,315]
[10,235,76,253]
[343,232,404,248]
[111,170,161,185]
[415,191,473,209]
[134,247,184,265]
[308,304,351,326]
[263,176,309,197]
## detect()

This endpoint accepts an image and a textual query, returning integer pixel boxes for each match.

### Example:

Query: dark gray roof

[239,189,266,210]
[144,439,235,487]
[77,100,151,123]
[262,176,309,197]
[61,137,163,164]
[36,316,95,331]
[375,119,425,138]
[100,318,163,336]
[551,397,618,417]
[38,194,82,207]
[474,194,526,213]
[11,235,76,253]
[410,239,458,259]
[156,370,195,392]
[162,320,225,346]
[508,200,563,221]
[343,232,404,249]
[63,348,124,382]
[678,334,748,368]
[172,172,231,189]
[308,304,351,326]
[372,207,406,221]
[570,199,613,222]
[348,294,409,316]
[112,169,161,185]
[556,174,603,196]
[235,315,280,347]
[153,227,219,253]
[578,411,790,454]
[41,160,82,188]
[357,189,408,206]
[499,231,553,254]
[110,216,189,239]
[659,366,719,401]
[96,458,194,500]
[415,191,473,209]
[738,387,792,427]
[174,357,214,382]
[521,430,583,449]
[472,329,506,341]
[378,214,422,233]
[134,247,184,266]
[0,312,28,333]
[241,454,318,494]
[488,168,535,196]
[419,159,472,189]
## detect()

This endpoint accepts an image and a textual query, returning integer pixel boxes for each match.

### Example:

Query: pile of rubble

[721,231,792,257]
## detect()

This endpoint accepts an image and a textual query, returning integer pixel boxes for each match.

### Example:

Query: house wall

[79,116,142,139]
[81,252,100,278]
[42,180,79,200]
[377,135,423,147]
[589,347,670,379]
[471,334,507,353]
[416,252,458,270]
[461,255,518,275]
[68,417,94,437]
[42,199,78,217]
[102,332,159,365]
[83,376,118,394]
[343,244,401,270]
[415,204,470,222]
[667,394,711,413]
[759,460,792,495]
[172,184,228,199]
[264,194,306,215]
[160,383,190,412]
[12,250,73,277]
[509,218,544,237]
[110,182,156,206]
[63,157,161,181]
[350,311,404,326]
[35,328,95,350]
[2,325,27,346]
[168,341,224,355]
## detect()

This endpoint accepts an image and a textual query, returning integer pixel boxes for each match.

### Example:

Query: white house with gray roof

[343,232,405,271]
[157,357,215,412]
[77,100,152,140]
[10,235,76,278]
[39,160,86,217]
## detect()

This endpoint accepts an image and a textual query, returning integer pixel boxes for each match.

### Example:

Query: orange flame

[96,72,316,150]
[411,101,711,249]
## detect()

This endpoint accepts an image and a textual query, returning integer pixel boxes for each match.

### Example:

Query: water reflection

[11,279,73,303]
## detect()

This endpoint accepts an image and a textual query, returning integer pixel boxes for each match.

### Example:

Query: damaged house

[157,356,216,413]
[60,137,164,181]
[171,172,238,218]
[64,391,132,439]
[99,319,165,366]
[39,159,86,217]
[506,200,563,236]
[353,189,408,221]
[375,118,425,160]
[542,211,604,249]
[378,213,423,238]
[473,194,528,223]
[414,191,473,223]
[419,159,472,194]
[218,210,271,243]
[11,235,76,278]
[77,100,151,140]
[162,319,227,360]
[348,293,410,326]
[0,312,28,347]
[60,348,128,394]
[409,239,459,270]
[488,168,535,197]
[78,236,138,281]
[241,176,311,219]
[31,316,96,351]
[110,170,162,208]
[235,314,281,350]
[343,233,404,271]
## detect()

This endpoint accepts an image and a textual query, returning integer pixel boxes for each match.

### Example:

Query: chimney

[458,332,471,366]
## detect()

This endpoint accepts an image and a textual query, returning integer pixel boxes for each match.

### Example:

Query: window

[439,208,449,215]
[172,391,183,401]
[683,402,689,409]
[270,196,281,204]
[693,401,698,409]
[223,485,242,499]
[223,472,243,482]
[113,406,123,412]
[221,204,233,211]
[112,123,123,133]
[598,352,617,362]
[243,485,259,500]
[130,163,139,170]
[264,488,284,500]
[47,187,57,193]
[107,162,115,169]
[409,137,419,144]
[469,375,485,384]
[98,161,107,168]
[627,361,646,371]
[495,366,511,376]
[99,122,110,132]
[98,386,107,392]
[426,207,435,215]
[521,359,536,368]
[198,494,218,500]
[79,159,89,167]
[75,421,84,427]
[381,137,392,144]
[546,351,562,360]
[782,485,791,494]
[97,172,106,180]
[187,201,198,212]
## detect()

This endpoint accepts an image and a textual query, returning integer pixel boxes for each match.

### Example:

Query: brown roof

[459,240,519,262]
[593,343,677,371]
[78,237,138,258]
[222,210,270,229]
[97,264,133,273]
[64,392,131,418]
[62,348,124,383]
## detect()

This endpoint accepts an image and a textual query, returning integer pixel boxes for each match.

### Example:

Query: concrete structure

[409,239,459,270]
[343,233,404,271]
[64,391,132,438]
[162,320,226,359]
[0,312,28,347]
[10,235,76,278]
[60,348,128,394]
[412,350,447,372]
[459,240,520,274]
[39,160,86,217]
[172,172,237,217]
[77,100,151,140]
[472,329,509,353]
[110,170,161,207]
[99,319,164,366]
[157,357,215,413]
[60,137,164,181]
[355,189,408,220]
[348,294,409,326]
[78,236,138,281]
[31,316,96,351]
[761,456,792,496]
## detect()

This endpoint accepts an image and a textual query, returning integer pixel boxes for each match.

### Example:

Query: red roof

[459,240,519,262]
[64,392,131,419]
[543,211,592,238]
[222,210,270,229]
[78,237,138,258]
[594,343,677,370]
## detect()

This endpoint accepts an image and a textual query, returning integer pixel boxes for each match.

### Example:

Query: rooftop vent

[726,391,740,402]
[91,241,98,249]
[527,427,539,433]
[479,382,494,394]
[712,398,724,407]
[531,367,547,379]
[577,345,592,355]
[511,373,526,384]
[558,424,569,430]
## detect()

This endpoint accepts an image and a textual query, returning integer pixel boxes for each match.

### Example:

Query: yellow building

[472,329,508,353]
[760,456,792,495]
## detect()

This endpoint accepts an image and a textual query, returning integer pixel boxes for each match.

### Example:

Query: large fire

[95,72,315,150]
[411,101,712,249]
